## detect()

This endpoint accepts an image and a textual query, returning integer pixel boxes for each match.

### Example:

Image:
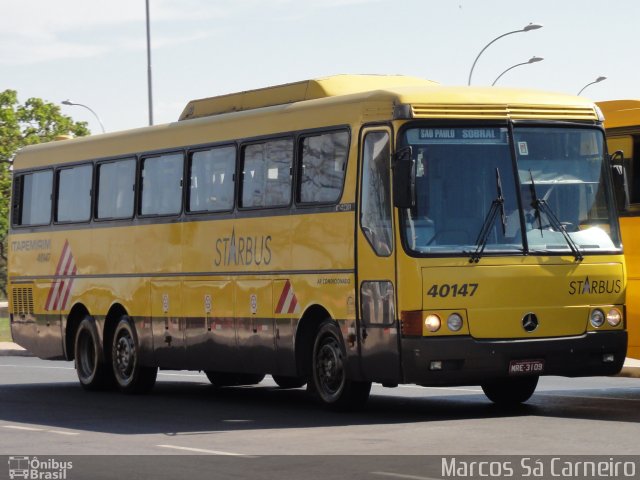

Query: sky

[2,0,639,134]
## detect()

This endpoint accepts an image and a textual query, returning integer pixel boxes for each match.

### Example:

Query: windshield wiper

[469,168,506,263]
[528,170,583,262]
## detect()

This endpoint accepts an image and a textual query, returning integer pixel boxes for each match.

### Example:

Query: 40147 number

[427,283,478,298]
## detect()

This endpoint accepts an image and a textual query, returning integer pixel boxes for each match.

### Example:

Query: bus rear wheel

[272,375,306,389]
[481,376,539,406]
[111,316,157,394]
[311,320,371,410]
[205,371,265,387]
[74,317,113,390]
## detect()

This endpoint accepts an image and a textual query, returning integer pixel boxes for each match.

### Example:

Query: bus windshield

[402,126,621,256]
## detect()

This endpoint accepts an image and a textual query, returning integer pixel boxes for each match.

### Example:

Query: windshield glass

[514,127,620,253]
[402,127,522,254]
[401,125,621,256]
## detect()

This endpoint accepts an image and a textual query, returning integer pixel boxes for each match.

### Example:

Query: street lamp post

[61,100,106,134]
[492,56,544,86]
[468,23,543,86]
[146,0,154,126]
[577,76,607,96]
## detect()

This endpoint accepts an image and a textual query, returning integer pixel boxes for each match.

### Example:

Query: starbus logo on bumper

[8,456,72,479]
[568,276,622,296]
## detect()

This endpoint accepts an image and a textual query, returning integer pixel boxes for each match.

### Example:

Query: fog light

[429,361,443,371]
[425,314,441,333]
[606,308,622,327]
[603,353,615,363]
[447,313,464,332]
[590,309,605,328]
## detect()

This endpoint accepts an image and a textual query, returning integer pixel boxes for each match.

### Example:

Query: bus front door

[356,127,401,384]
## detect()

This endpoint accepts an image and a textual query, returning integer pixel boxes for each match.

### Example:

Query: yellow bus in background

[8,75,627,410]
[598,99,640,359]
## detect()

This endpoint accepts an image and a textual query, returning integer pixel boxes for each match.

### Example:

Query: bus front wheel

[481,376,539,406]
[111,316,157,394]
[74,317,113,390]
[311,320,371,410]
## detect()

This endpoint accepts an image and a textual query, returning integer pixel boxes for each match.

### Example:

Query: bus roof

[14,75,599,170]
[179,74,439,120]
[597,99,640,129]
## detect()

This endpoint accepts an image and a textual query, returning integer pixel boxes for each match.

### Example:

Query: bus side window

[56,164,92,223]
[13,170,53,226]
[361,131,393,256]
[140,152,184,216]
[188,145,236,213]
[241,138,293,208]
[299,130,349,204]
[96,158,135,220]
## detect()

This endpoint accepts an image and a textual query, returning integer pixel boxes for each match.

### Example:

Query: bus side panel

[10,281,65,360]
[625,277,640,359]
[235,279,276,374]
[621,216,640,359]
[183,280,238,371]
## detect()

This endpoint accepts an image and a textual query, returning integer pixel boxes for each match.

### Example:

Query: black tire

[74,317,113,391]
[482,376,539,406]
[205,371,265,387]
[272,375,306,389]
[311,320,371,410]
[111,316,157,394]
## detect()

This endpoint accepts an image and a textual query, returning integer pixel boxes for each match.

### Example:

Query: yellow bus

[9,75,627,409]
[597,99,640,359]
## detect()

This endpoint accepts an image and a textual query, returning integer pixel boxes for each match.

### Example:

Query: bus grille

[12,287,34,315]
[410,104,598,121]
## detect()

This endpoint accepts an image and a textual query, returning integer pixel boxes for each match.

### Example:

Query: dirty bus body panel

[597,99,640,359]
[8,76,626,409]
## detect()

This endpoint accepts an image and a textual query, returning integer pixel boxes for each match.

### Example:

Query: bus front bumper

[401,331,627,386]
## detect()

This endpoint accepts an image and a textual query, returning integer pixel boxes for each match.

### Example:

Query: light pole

[468,23,543,86]
[146,0,154,126]
[492,56,544,86]
[61,100,106,134]
[577,76,607,96]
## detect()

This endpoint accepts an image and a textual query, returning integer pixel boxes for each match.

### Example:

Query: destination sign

[408,127,508,145]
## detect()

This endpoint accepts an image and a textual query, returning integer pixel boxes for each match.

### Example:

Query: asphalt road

[1,357,639,478]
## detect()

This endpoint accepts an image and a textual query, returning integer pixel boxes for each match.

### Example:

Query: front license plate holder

[509,359,544,376]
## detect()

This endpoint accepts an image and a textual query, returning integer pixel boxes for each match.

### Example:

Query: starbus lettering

[214,228,272,267]
[568,276,622,295]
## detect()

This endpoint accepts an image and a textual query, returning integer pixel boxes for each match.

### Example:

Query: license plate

[509,359,545,375]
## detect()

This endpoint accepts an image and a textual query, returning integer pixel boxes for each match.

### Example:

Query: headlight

[606,308,622,327]
[424,314,441,332]
[590,309,605,328]
[447,313,463,332]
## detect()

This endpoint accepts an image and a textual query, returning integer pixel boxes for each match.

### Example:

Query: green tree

[0,90,90,298]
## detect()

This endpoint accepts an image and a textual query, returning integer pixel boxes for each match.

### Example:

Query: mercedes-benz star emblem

[522,313,539,332]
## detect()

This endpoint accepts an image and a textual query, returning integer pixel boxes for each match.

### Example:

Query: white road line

[3,425,80,435]
[156,444,256,457]
[0,364,74,370]
[395,384,482,393]
[3,425,43,432]
[371,471,440,480]
[536,392,640,402]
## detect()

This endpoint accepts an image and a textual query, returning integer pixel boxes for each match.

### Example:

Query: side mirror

[609,150,629,212]
[393,146,415,208]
